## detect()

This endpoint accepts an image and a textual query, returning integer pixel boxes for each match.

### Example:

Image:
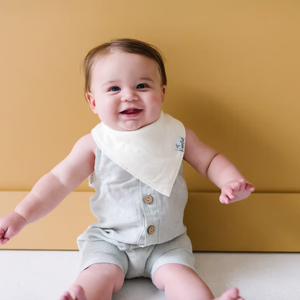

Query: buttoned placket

[139,182,160,246]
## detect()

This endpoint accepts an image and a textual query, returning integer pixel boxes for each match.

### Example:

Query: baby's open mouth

[120,108,143,114]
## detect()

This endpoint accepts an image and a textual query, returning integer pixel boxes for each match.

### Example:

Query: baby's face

[87,51,166,131]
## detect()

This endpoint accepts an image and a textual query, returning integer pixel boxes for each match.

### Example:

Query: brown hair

[83,38,167,94]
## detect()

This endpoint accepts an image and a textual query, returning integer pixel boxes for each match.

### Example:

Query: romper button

[147,225,155,235]
[144,195,153,204]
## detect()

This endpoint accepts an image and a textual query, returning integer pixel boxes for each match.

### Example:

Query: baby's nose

[120,89,139,101]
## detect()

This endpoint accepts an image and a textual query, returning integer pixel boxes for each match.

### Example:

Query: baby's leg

[59,263,124,300]
[153,264,244,300]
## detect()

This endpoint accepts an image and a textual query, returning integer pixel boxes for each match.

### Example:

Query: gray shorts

[78,233,196,280]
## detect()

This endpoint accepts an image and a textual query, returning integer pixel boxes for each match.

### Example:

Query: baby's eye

[136,83,148,89]
[110,86,120,92]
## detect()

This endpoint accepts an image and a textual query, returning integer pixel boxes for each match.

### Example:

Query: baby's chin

[103,114,161,131]
[113,120,152,131]
[122,120,159,131]
[121,123,147,131]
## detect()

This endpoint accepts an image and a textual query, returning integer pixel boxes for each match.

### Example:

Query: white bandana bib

[91,112,186,197]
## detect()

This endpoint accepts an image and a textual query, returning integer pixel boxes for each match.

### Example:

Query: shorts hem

[79,256,127,277]
[150,250,196,280]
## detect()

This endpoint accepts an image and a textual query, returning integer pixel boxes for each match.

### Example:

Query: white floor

[0,251,299,300]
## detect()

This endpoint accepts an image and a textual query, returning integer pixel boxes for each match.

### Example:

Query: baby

[0,38,254,300]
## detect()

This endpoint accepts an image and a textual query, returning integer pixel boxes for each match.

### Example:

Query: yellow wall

[2,192,300,251]
[0,1,300,250]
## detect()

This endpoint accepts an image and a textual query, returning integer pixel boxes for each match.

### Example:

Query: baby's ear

[86,92,97,113]
[161,86,166,102]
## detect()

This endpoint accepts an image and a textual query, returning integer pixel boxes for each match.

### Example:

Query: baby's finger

[219,193,230,204]
[0,229,9,244]
[0,227,6,238]
[238,179,247,190]
[220,185,235,204]
[246,182,255,192]
[223,185,235,199]
[229,181,241,192]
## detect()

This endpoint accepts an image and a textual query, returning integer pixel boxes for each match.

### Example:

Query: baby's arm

[184,127,254,204]
[0,134,96,244]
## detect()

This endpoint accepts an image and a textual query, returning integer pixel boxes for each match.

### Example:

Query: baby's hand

[219,179,255,204]
[0,212,27,245]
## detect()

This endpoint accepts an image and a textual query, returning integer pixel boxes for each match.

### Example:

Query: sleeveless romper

[77,114,196,279]
[77,150,196,279]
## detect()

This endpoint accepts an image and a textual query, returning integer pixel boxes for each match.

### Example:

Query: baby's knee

[82,263,124,293]
[153,264,197,290]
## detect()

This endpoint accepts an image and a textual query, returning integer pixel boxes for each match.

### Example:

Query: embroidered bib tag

[175,136,185,152]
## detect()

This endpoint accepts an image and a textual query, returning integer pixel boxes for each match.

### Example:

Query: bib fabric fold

[91,112,186,197]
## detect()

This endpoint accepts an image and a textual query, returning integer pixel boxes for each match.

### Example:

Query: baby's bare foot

[59,285,86,300]
[215,287,244,300]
